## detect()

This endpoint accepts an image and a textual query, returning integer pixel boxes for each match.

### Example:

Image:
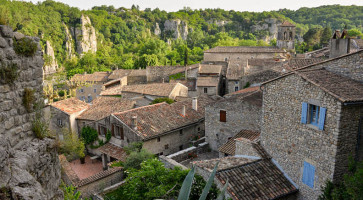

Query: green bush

[23,88,35,112]
[14,37,38,57]
[58,90,65,97]
[243,82,250,89]
[0,62,18,85]
[32,114,49,139]
[150,97,175,105]
[80,126,98,145]
[60,129,85,161]
[106,130,112,142]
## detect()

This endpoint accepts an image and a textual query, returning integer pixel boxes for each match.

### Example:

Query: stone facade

[329,38,350,58]
[205,91,262,151]
[77,84,103,102]
[0,25,62,199]
[240,69,281,87]
[276,23,295,50]
[261,72,362,199]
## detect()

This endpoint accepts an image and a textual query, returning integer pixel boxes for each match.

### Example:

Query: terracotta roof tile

[71,72,109,82]
[193,156,257,172]
[297,68,363,102]
[77,96,135,121]
[225,86,260,97]
[100,83,184,97]
[198,64,222,74]
[204,46,285,53]
[97,143,127,161]
[219,130,260,155]
[216,159,298,200]
[113,96,215,140]
[50,98,89,115]
[76,167,123,187]
[196,76,220,87]
[280,21,295,27]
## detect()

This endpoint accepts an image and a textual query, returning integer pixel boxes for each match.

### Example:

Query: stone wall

[205,92,262,151]
[0,25,62,199]
[76,84,103,102]
[166,142,210,162]
[329,39,350,58]
[197,86,218,96]
[261,74,341,199]
[204,52,285,62]
[240,70,281,87]
[159,155,188,170]
[146,66,184,82]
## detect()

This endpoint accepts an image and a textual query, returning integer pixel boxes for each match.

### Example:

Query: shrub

[150,97,175,105]
[14,37,38,57]
[80,126,98,145]
[110,160,124,168]
[123,149,154,170]
[106,130,112,142]
[60,129,85,161]
[0,62,18,84]
[32,114,49,139]
[58,90,65,97]
[243,82,250,89]
[23,88,35,112]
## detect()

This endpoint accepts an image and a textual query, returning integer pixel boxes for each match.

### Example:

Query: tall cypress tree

[184,45,188,66]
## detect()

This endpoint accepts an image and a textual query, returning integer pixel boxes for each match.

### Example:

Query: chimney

[181,105,186,116]
[192,97,197,111]
[131,116,137,130]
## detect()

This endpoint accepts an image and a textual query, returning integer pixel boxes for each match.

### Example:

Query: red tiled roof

[219,130,260,155]
[217,159,298,200]
[50,98,89,115]
[77,96,135,121]
[280,21,295,27]
[113,96,215,140]
[204,46,285,53]
[297,68,363,103]
[100,83,184,97]
[97,143,128,161]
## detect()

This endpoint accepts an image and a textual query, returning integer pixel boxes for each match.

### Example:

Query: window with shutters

[114,125,124,140]
[301,102,326,130]
[302,161,315,188]
[220,110,226,122]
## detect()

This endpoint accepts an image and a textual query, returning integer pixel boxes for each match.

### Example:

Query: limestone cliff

[163,19,188,40]
[251,18,280,42]
[73,15,97,55]
[63,22,74,59]
[43,41,58,75]
[154,22,161,36]
[0,25,62,200]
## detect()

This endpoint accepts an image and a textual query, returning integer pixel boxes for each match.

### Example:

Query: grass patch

[0,62,18,84]
[23,88,35,112]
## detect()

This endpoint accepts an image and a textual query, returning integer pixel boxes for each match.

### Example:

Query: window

[157,137,161,142]
[88,95,92,102]
[80,88,84,93]
[179,145,183,151]
[165,144,169,150]
[98,125,107,136]
[204,88,208,93]
[179,129,183,135]
[114,125,124,140]
[234,81,239,85]
[302,161,315,188]
[80,96,85,101]
[289,31,293,40]
[198,127,201,132]
[220,110,226,122]
[235,86,239,92]
[224,57,228,61]
[301,102,326,130]
[94,88,97,93]
[57,119,63,127]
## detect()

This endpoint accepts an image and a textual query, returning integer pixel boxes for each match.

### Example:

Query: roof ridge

[216,158,263,173]
[113,102,167,116]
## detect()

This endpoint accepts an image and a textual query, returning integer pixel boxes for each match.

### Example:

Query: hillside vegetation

[0,0,362,77]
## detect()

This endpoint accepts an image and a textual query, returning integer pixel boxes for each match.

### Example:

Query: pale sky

[23,0,363,12]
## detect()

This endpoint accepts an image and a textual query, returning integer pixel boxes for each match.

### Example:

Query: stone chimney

[131,116,138,130]
[181,105,186,116]
[192,97,197,111]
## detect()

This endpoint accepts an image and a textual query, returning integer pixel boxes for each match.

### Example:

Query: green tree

[80,126,98,145]
[60,129,85,161]
[320,25,333,46]
[150,97,175,105]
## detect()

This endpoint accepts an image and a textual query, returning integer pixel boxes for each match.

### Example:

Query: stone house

[205,86,262,151]
[330,30,363,58]
[103,76,128,90]
[71,72,110,103]
[276,21,296,51]
[108,68,147,85]
[196,64,223,96]
[48,98,89,138]
[218,129,260,157]
[260,50,363,199]
[100,82,188,107]
[91,96,214,159]
[76,96,135,133]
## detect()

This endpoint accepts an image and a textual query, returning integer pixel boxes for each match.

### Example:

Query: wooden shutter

[220,110,226,122]
[111,124,115,136]
[120,126,124,140]
[301,102,308,124]
[318,107,327,130]
[302,161,315,188]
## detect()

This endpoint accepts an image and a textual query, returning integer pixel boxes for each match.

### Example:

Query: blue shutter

[301,102,308,124]
[302,161,315,188]
[318,107,327,130]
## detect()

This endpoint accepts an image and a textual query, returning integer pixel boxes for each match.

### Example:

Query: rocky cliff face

[63,22,74,59]
[163,19,188,40]
[73,15,97,55]
[154,22,161,36]
[43,41,58,75]
[0,25,62,200]
[251,18,280,42]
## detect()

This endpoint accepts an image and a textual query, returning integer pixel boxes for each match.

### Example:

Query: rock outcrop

[154,22,161,36]
[73,15,97,55]
[63,22,74,59]
[0,25,62,200]
[207,19,230,27]
[251,18,280,42]
[164,19,188,40]
[43,41,58,75]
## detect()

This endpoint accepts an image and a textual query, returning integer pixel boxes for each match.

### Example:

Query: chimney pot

[192,97,197,111]
[131,116,137,130]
